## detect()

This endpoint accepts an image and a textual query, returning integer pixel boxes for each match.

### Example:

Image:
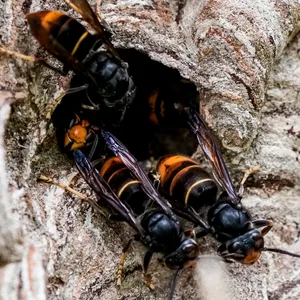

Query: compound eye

[183,244,196,254]
[251,233,264,250]
[251,232,262,241]
[230,241,241,253]
[102,83,116,97]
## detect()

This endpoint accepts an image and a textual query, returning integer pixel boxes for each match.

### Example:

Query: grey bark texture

[0,0,300,299]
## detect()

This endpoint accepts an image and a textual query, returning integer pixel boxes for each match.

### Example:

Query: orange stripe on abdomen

[157,155,197,190]
[100,157,124,181]
[169,165,205,196]
[169,165,218,210]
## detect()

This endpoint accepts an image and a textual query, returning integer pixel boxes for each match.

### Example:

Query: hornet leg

[151,171,161,191]
[38,175,108,218]
[39,175,89,200]
[45,92,67,120]
[0,47,68,75]
[143,251,154,290]
[45,85,88,120]
[238,165,260,197]
[116,239,133,286]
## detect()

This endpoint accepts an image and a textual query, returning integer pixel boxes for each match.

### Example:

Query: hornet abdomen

[157,155,218,212]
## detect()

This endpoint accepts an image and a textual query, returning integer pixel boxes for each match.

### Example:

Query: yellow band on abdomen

[71,31,89,56]
[184,178,214,205]
[118,180,140,198]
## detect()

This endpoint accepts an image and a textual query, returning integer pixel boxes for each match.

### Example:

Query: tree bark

[0,1,300,299]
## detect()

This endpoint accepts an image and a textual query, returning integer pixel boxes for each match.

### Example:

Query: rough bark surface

[0,0,300,299]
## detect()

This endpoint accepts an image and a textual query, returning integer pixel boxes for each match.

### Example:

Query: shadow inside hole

[115,49,199,160]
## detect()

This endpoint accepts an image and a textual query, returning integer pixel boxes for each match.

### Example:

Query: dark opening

[114,49,199,161]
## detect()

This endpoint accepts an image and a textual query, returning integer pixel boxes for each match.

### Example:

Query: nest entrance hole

[114,49,199,161]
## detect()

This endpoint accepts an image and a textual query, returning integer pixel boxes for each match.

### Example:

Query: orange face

[64,119,91,150]
[218,230,265,265]
[242,250,262,264]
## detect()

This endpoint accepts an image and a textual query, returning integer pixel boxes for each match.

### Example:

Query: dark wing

[64,0,122,62]
[101,130,178,222]
[185,107,240,204]
[73,149,145,236]
[170,201,211,232]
